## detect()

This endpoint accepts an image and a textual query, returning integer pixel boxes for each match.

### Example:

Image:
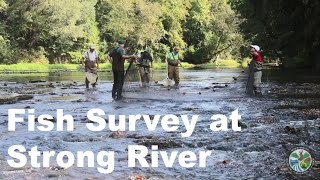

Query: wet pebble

[134,138,181,149]
[245,144,270,152]
[109,131,125,139]
[213,85,226,88]
[257,116,278,124]
[74,99,88,103]
[34,117,55,122]
[182,107,196,111]
[222,160,230,165]
[126,134,154,140]
[227,120,248,129]
[29,80,46,83]
[207,145,235,152]
[127,175,147,180]
[48,83,55,88]
[284,126,302,134]
[74,92,85,95]
[275,164,289,172]
[62,134,99,142]
[114,106,122,110]
[49,166,65,171]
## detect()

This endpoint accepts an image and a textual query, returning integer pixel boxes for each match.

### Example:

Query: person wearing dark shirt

[108,40,137,100]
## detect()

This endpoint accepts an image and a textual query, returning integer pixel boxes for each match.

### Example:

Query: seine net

[245,63,255,96]
[122,60,142,97]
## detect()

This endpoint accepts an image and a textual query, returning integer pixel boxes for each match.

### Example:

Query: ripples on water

[0,68,319,179]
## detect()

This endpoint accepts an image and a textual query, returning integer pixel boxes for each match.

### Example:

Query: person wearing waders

[249,45,263,95]
[108,40,137,101]
[82,45,99,88]
[137,48,153,87]
[166,47,182,88]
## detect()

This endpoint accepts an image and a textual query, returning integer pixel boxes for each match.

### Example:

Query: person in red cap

[248,45,263,95]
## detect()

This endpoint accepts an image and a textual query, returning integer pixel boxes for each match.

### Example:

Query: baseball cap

[118,40,126,45]
[250,45,260,51]
[89,45,95,50]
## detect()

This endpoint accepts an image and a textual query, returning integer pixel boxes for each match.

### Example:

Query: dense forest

[231,0,320,69]
[0,0,319,69]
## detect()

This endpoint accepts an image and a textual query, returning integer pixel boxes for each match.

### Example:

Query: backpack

[109,47,120,60]
[140,52,152,67]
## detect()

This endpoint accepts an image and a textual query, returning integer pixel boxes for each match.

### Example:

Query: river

[0,68,319,179]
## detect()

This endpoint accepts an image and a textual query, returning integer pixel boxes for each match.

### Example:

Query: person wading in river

[137,47,153,87]
[82,45,99,88]
[248,45,263,95]
[166,47,182,88]
[108,40,137,101]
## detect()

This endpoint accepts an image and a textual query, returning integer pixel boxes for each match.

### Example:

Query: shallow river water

[0,68,319,180]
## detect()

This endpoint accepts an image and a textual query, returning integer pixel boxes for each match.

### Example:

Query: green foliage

[231,0,320,69]
[0,36,12,63]
[4,0,99,63]
[150,43,170,62]
[183,0,244,64]
[1,0,244,67]
[0,0,6,10]
[0,0,10,63]
[16,48,48,64]
[67,52,83,64]
[155,0,191,48]
[214,56,240,67]
[240,57,250,68]
[96,0,163,45]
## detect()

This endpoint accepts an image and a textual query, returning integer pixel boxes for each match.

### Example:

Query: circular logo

[288,148,313,173]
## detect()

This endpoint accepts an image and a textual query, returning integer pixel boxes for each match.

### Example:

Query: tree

[231,0,320,69]
[5,0,99,63]
[183,0,244,64]
[96,0,163,48]
[0,0,11,63]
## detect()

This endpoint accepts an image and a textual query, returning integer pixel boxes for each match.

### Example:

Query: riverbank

[0,60,242,73]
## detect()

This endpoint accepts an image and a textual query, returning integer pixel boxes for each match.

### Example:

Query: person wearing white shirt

[82,45,99,88]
